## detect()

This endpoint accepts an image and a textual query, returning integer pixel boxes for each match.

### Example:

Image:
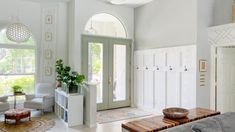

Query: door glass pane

[88,43,103,103]
[113,44,126,102]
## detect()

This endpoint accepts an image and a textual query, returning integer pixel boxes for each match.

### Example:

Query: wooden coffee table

[4,108,31,125]
[122,108,220,132]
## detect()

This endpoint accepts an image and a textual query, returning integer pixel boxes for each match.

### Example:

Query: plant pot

[62,82,68,92]
[69,85,78,93]
[69,84,82,94]
[14,91,23,95]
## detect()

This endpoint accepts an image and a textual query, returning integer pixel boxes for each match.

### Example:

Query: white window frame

[0,42,37,93]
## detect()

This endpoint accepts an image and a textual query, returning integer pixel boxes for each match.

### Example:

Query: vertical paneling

[181,46,196,109]
[134,45,196,112]
[143,52,154,109]
[154,49,166,113]
[166,48,181,108]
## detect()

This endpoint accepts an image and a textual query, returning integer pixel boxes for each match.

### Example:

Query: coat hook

[184,66,188,71]
[169,66,173,71]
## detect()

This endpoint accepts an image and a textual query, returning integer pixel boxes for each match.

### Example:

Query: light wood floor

[0,110,155,132]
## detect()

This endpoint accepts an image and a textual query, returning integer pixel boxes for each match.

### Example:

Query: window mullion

[0,43,35,49]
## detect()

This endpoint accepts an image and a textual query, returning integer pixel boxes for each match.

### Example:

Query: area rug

[0,117,55,132]
[97,107,153,124]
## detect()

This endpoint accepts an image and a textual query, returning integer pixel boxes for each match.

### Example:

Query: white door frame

[210,44,235,111]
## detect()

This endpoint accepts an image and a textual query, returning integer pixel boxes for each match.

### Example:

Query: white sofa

[24,83,54,114]
[0,96,10,112]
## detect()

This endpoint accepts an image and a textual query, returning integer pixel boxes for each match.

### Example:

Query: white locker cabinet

[134,45,196,112]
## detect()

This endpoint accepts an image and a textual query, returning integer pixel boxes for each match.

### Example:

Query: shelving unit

[55,89,83,127]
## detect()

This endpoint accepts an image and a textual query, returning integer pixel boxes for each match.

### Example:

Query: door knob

[109,76,112,85]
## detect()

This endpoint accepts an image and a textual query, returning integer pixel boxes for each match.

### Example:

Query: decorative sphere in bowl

[163,107,189,119]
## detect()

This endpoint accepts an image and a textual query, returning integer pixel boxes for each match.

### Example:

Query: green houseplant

[12,85,23,94]
[67,72,85,93]
[55,59,86,93]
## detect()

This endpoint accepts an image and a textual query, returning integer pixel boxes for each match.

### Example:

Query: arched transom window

[84,13,127,38]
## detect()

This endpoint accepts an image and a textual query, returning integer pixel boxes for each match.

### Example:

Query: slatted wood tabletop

[122,108,220,132]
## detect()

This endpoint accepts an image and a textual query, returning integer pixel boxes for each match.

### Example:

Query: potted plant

[55,59,64,88]
[12,85,23,95]
[67,72,85,93]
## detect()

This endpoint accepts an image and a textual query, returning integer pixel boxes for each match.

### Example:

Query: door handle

[109,76,112,85]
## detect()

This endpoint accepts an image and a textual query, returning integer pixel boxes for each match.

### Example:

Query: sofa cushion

[0,96,8,102]
[191,118,222,132]
[0,102,10,112]
[24,98,43,109]
[213,112,235,132]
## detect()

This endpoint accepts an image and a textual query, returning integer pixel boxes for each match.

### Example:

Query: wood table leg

[15,116,20,125]
[14,95,16,109]
[29,112,31,121]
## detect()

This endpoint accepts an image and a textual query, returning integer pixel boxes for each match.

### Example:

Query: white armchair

[24,83,54,114]
[0,96,10,113]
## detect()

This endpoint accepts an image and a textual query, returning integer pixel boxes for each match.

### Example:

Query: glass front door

[82,35,131,110]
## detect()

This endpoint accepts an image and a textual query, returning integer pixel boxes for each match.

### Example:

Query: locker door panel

[135,52,144,68]
[166,71,180,107]
[135,70,144,107]
[167,48,180,68]
[181,71,196,109]
[182,46,196,69]
[154,71,166,113]
[166,48,180,108]
[155,50,166,70]
[144,52,155,69]
[144,70,154,109]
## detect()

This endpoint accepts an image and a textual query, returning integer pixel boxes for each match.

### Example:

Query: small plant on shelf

[55,59,65,87]
[12,85,23,95]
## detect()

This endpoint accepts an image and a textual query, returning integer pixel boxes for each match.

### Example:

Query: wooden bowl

[163,107,189,119]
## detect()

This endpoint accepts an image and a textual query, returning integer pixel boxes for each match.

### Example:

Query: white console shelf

[55,89,83,127]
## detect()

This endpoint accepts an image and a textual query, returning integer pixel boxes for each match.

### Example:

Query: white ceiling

[104,0,154,8]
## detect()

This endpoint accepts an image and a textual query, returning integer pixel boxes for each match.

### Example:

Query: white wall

[214,0,233,25]
[68,0,134,72]
[196,0,215,108]
[134,0,197,50]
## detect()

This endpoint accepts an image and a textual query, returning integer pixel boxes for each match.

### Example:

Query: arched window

[0,28,36,95]
[84,13,127,38]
